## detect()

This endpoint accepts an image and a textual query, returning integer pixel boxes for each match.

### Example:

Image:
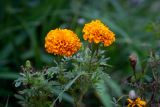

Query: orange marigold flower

[127,98,146,107]
[45,29,81,57]
[82,20,115,46]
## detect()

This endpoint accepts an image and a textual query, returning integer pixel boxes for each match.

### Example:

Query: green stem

[75,101,81,107]
[75,88,87,107]
[116,95,128,103]
[152,70,157,81]
[133,69,137,81]
[88,43,94,72]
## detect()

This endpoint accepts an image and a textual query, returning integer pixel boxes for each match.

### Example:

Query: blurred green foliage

[0,0,160,106]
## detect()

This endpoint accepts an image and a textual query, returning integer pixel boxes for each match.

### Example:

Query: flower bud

[129,54,137,71]
[25,60,32,69]
[129,90,137,100]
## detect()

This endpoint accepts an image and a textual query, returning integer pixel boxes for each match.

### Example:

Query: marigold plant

[15,20,118,107]
[45,29,81,57]
[82,20,115,46]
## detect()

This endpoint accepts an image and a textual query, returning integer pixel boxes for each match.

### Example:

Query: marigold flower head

[45,29,81,57]
[82,20,115,46]
[127,98,146,107]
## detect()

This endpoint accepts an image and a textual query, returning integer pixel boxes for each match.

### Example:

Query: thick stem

[74,88,87,107]
[75,101,81,107]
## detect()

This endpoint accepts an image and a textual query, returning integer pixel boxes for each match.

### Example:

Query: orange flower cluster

[45,20,116,57]
[45,29,81,57]
[127,98,146,107]
[82,20,115,46]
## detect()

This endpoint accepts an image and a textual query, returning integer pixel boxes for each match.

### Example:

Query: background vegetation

[0,0,160,106]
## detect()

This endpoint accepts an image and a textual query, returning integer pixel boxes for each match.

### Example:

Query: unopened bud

[77,18,85,25]
[129,90,136,100]
[129,54,137,71]
[25,60,32,69]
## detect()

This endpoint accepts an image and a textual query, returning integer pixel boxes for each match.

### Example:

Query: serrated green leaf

[95,80,112,107]
[106,78,122,96]
[15,81,21,87]
[51,72,83,106]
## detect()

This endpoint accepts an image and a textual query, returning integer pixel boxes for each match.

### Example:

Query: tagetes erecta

[45,29,81,57]
[127,98,146,107]
[82,20,115,46]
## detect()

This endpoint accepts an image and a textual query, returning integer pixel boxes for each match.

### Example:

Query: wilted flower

[45,29,81,57]
[127,97,146,107]
[82,20,115,46]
